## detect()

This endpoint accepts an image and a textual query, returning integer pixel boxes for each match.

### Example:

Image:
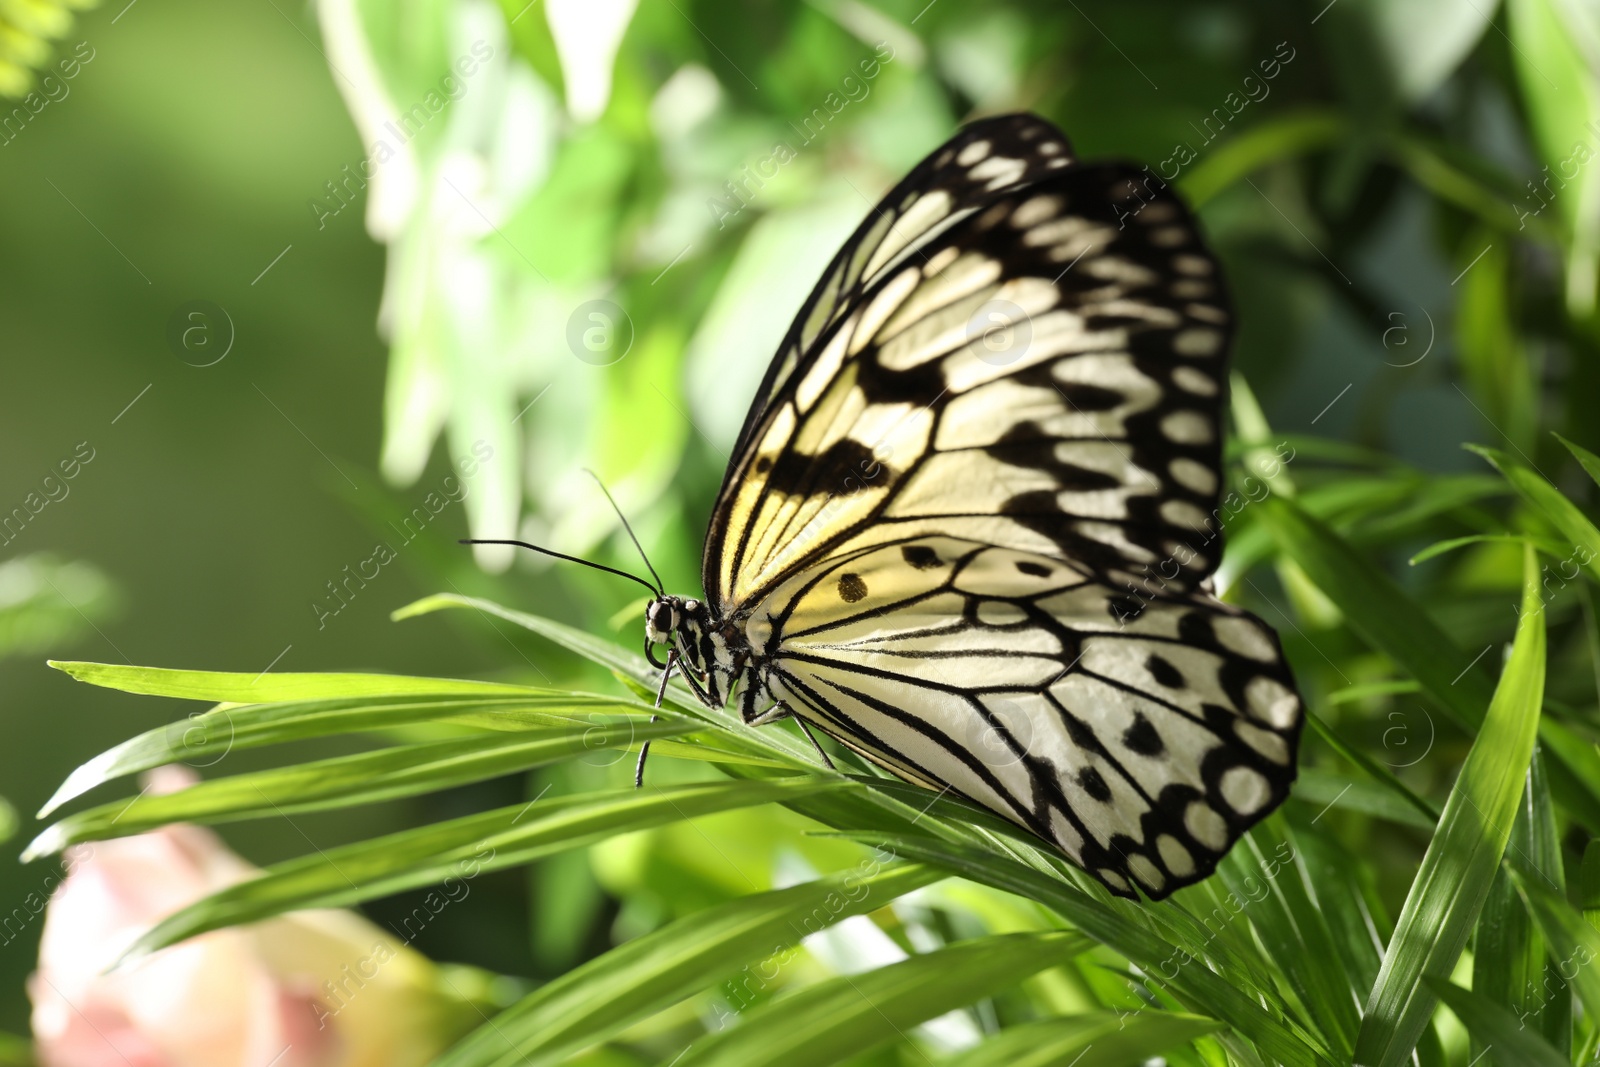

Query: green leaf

[38,692,661,817]
[1469,445,1600,583]
[25,721,700,857]
[1557,433,1600,490]
[1512,870,1600,1027]
[673,931,1093,1067]
[1351,544,1547,1067]
[1215,818,1359,1058]
[1256,496,1495,726]
[1409,533,1562,566]
[1326,681,1422,704]
[1582,840,1600,929]
[1294,771,1434,829]
[0,555,117,660]
[1475,752,1566,1056]
[939,1010,1222,1067]
[49,660,531,701]
[1508,0,1600,313]
[1179,110,1348,208]
[1386,134,1552,240]
[1300,711,1440,825]
[436,863,941,1067]
[1292,829,1388,999]
[117,777,847,964]
[840,832,1335,1067]
[1423,979,1568,1067]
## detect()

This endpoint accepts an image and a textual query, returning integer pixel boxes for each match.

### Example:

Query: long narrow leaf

[1557,432,1600,489]
[436,863,941,1067]
[1351,545,1547,1067]
[1470,445,1600,583]
[1423,980,1568,1067]
[38,693,665,817]
[48,661,530,701]
[1256,496,1495,726]
[1513,870,1600,1026]
[1216,819,1359,1058]
[116,777,847,964]
[841,831,1335,1067]
[673,931,1093,1067]
[940,1011,1222,1067]
[25,721,699,856]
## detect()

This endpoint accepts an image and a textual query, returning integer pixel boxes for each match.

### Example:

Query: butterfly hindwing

[749,535,1300,899]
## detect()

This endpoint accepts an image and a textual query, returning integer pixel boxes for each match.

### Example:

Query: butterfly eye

[648,602,676,633]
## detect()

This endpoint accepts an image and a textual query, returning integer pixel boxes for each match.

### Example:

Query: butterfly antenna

[582,468,665,596]
[460,539,660,597]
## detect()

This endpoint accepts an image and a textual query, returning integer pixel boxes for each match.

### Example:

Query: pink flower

[29,771,484,1067]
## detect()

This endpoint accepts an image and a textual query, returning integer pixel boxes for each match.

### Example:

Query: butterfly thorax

[644,594,756,714]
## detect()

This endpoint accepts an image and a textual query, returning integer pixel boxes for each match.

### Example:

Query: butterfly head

[644,596,683,645]
[644,595,714,664]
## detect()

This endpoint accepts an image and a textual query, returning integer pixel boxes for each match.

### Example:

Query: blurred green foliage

[0,0,96,98]
[12,0,1600,1064]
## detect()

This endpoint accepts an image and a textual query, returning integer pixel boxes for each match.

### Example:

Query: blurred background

[2,0,1598,1046]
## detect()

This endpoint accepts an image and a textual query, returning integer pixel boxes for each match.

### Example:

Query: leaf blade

[1351,544,1547,1067]
[674,931,1094,1067]
[116,777,848,964]
[436,863,942,1067]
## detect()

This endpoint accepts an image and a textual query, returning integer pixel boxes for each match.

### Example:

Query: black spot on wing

[1060,710,1099,751]
[763,437,894,502]
[1108,594,1145,622]
[1122,713,1165,756]
[1146,654,1184,689]
[901,544,942,569]
[1078,766,1112,802]
[1055,381,1125,412]
[837,573,868,603]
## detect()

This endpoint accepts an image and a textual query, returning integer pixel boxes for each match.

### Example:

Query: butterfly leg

[635,651,678,788]
[794,717,836,771]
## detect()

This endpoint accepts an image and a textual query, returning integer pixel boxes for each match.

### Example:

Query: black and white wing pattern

[706,113,1303,899]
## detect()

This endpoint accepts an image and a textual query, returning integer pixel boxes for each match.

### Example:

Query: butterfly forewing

[710,157,1231,608]
[708,115,1081,595]
[699,113,1303,899]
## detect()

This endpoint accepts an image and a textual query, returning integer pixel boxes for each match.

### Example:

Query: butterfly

[482,112,1304,900]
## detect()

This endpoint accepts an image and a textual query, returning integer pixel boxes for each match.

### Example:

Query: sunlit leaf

[1424,979,1568,1067]
[930,1010,1220,1067]
[1469,445,1600,583]
[839,832,1335,1067]
[1256,496,1495,726]
[49,660,531,702]
[25,720,699,856]
[673,931,1094,1067]
[38,691,662,817]
[1351,545,1546,1067]
[116,777,848,964]
[436,863,941,1067]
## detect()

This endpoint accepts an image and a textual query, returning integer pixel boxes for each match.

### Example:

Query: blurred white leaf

[0,555,116,659]
[547,0,639,122]
[685,188,868,449]
[1354,0,1500,104]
